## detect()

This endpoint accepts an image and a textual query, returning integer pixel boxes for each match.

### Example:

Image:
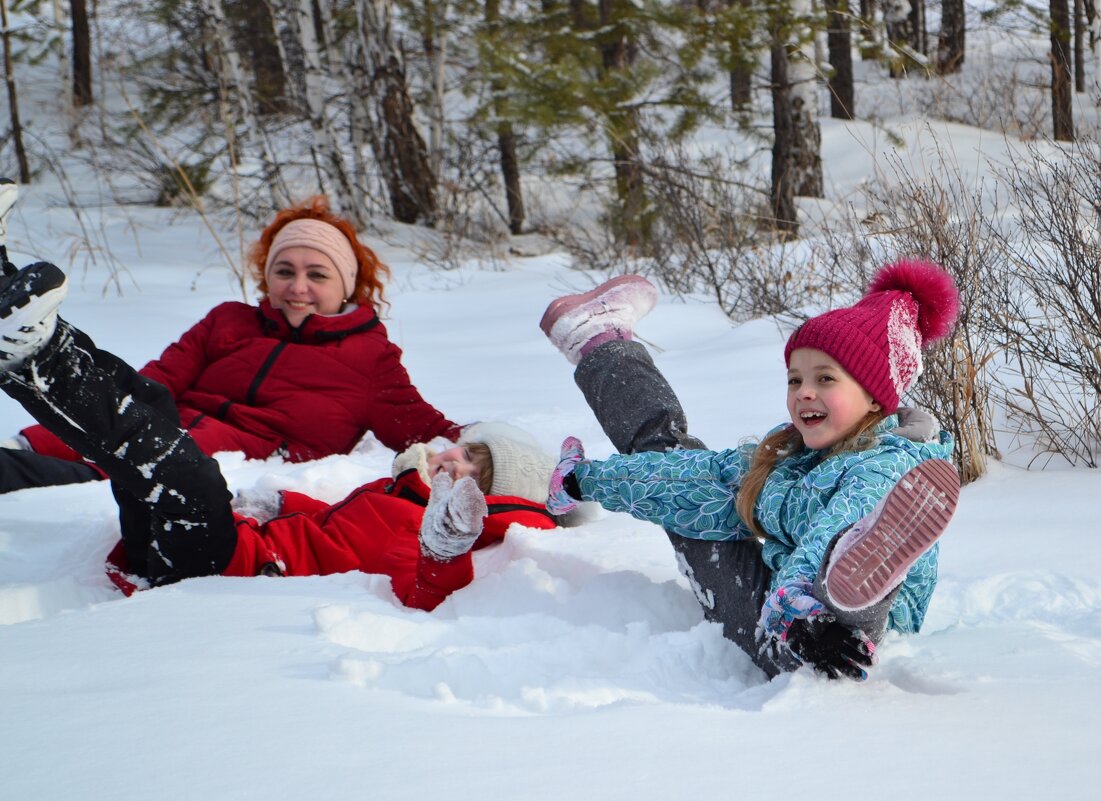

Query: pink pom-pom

[867,259,960,344]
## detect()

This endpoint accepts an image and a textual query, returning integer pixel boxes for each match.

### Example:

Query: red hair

[247,196,390,309]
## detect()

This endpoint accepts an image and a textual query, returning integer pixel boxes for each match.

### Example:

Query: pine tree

[489,0,714,246]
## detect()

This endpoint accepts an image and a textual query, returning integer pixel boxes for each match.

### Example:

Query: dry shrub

[819,150,1004,484]
[991,142,1101,467]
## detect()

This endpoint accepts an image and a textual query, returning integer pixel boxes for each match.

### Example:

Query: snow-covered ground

[3,15,1101,796]
[2,137,1099,798]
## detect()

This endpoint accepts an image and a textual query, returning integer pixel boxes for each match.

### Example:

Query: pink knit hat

[265,218,359,300]
[784,259,960,414]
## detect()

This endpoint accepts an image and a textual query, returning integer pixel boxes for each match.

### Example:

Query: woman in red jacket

[0,195,460,492]
[0,261,555,608]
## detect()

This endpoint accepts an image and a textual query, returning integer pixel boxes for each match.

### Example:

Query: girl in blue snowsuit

[538,262,961,680]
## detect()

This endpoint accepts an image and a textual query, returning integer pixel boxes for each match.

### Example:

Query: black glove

[786,614,877,681]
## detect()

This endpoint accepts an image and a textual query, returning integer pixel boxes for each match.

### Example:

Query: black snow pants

[0,447,100,493]
[574,340,894,677]
[0,319,237,584]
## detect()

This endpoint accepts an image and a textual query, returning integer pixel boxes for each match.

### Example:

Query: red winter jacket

[23,300,461,466]
[107,469,557,611]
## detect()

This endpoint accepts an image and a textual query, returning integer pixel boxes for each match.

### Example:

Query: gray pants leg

[575,340,796,675]
[574,339,705,453]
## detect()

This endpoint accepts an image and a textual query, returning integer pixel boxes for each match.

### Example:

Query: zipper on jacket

[246,342,288,406]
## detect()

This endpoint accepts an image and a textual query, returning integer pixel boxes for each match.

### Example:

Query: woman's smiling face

[266,246,346,327]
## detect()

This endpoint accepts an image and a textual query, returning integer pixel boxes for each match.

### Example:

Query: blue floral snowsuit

[573,415,954,634]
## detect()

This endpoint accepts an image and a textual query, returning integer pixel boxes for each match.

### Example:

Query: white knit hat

[460,422,555,504]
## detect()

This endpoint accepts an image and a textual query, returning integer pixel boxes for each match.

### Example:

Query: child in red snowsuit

[0,261,555,610]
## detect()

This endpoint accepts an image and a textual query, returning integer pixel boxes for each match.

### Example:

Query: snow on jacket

[23,299,461,465]
[572,413,954,634]
[107,469,557,611]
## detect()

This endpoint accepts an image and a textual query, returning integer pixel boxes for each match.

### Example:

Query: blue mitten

[546,436,586,515]
[756,580,826,643]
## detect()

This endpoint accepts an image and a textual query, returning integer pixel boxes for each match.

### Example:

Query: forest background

[5,0,1100,478]
[0,4,1099,798]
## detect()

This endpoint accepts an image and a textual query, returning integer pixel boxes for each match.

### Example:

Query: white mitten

[392,442,437,484]
[231,487,283,524]
[419,472,488,561]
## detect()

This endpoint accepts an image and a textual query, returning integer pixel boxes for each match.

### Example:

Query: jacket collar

[257,298,381,343]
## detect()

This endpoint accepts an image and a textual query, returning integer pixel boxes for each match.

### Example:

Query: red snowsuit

[23,299,461,467]
[108,469,557,611]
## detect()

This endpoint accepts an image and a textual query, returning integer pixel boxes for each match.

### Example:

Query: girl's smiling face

[786,348,880,450]
[426,447,481,482]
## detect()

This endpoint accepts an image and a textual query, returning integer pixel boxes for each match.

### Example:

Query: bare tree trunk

[1,0,29,183]
[825,0,854,118]
[233,0,286,113]
[1075,0,1086,91]
[421,0,449,180]
[202,0,290,206]
[316,0,372,215]
[292,0,360,223]
[936,0,965,75]
[728,0,753,108]
[909,0,925,56]
[884,0,916,76]
[1088,1,1101,90]
[770,32,797,236]
[70,0,92,106]
[1051,0,1075,140]
[790,0,822,197]
[485,0,524,234]
[354,0,437,225]
[858,0,880,59]
[595,0,648,245]
[52,0,77,143]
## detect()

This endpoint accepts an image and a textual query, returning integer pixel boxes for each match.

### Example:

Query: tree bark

[858,0,880,60]
[789,0,822,197]
[825,0,854,118]
[202,0,290,207]
[884,0,916,76]
[354,0,437,225]
[1075,0,1086,91]
[0,0,28,182]
[597,0,648,246]
[485,0,524,234]
[315,0,371,215]
[231,0,285,113]
[293,0,360,223]
[936,0,965,75]
[728,0,753,109]
[770,33,797,236]
[421,0,449,180]
[909,0,925,55]
[70,0,92,106]
[1051,0,1075,141]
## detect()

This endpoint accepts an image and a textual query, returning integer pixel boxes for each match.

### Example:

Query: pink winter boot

[539,275,659,364]
[823,459,960,612]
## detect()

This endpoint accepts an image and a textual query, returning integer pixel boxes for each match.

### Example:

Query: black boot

[0,307,237,584]
[0,260,68,369]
